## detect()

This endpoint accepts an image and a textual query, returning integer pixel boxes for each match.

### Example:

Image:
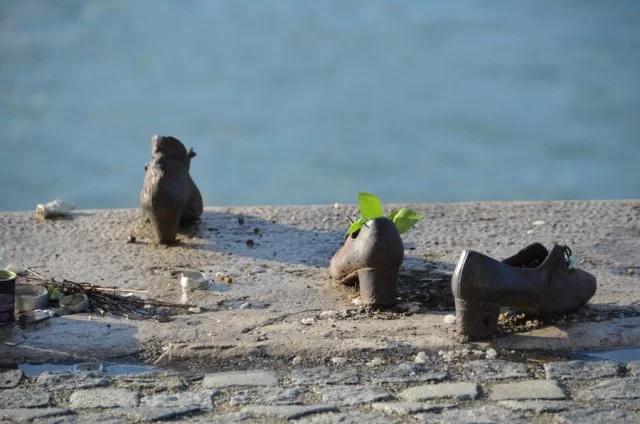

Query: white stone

[300,318,315,325]
[331,357,347,365]
[485,348,498,359]
[366,358,384,367]
[320,310,340,319]
[443,314,456,325]
[291,356,303,365]
[414,351,428,364]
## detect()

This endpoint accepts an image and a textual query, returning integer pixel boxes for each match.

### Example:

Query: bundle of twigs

[20,269,193,321]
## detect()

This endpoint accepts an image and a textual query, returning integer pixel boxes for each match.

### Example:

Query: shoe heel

[147,207,180,245]
[357,268,398,306]
[454,297,500,340]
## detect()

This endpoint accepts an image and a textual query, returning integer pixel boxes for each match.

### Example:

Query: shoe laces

[562,245,575,269]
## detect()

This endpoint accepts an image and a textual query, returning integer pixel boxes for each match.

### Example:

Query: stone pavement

[0,201,639,421]
[1,355,640,423]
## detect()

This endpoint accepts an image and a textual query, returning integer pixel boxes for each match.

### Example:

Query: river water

[1,1,638,210]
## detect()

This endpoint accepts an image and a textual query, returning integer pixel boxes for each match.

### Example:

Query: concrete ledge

[0,200,638,365]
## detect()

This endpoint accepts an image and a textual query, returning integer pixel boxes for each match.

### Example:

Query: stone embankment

[0,200,638,422]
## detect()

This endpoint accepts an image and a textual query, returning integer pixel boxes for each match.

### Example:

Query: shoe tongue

[503,243,549,268]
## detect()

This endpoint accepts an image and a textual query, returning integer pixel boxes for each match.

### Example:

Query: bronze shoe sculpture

[140,135,203,244]
[330,217,404,306]
[452,243,597,340]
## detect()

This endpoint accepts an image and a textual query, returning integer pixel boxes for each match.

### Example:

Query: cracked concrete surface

[0,200,638,366]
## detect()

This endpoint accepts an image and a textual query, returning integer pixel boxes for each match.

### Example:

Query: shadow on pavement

[0,315,140,366]
[174,210,344,268]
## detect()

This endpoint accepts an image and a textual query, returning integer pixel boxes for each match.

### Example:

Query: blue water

[1,1,639,211]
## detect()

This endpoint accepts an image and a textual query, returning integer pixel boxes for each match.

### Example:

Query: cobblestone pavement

[2,355,640,423]
[1,201,639,422]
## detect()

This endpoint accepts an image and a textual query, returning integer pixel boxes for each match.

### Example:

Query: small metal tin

[0,270,17,325]
[180,271,206,290]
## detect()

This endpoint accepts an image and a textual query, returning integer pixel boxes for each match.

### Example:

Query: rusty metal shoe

[140,135,203,244]
[329,217,404,306]
[452,243,597,340]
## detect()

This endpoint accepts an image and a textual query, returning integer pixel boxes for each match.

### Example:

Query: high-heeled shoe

[329,217,404,306]
[451,243,597,340]
[140,135,203,244]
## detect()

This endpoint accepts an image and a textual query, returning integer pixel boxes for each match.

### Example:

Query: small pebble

[366,358,383,367]
[532,220,545,226]
[320,310,340,319]
[485,348,498,359]
[333,203,340,209]
[331,357,347,365]
[246,239,254,247]
[443,314,456,325]
[125,235,136,244]
[188,306,202,313]
[301,318,315,325]
[238,217,245,225]
[414,351,428,364]
[351,297,362,306]
[239,302,250,310]
[292,356,303,365]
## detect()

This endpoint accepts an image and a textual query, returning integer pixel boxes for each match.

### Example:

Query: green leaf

[47,286,61,301]
[346,216,368,235]
[388,208,423,234]
[358,192,384,219]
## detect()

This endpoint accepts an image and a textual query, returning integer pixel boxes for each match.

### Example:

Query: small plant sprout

[346,192,423,235]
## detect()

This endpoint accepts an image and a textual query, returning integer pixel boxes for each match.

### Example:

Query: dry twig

[21,268,192,321]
